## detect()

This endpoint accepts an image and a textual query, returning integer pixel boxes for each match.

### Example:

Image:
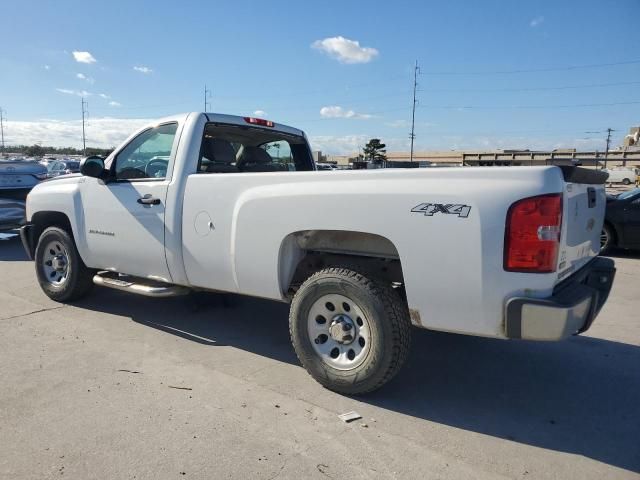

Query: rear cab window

[198,122,314,174]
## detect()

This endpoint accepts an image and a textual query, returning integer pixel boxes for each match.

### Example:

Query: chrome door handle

[137,195,160,205]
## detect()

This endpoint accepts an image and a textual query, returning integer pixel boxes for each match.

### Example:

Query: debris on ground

[338,411,362,423]
[168,386,193,391]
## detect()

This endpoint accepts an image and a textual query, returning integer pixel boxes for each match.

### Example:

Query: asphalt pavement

[0,235,638,479]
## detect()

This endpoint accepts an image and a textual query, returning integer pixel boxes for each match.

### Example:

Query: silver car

[0,160,48,198]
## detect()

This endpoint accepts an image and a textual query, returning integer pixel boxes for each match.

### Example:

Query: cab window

[198,123,313,174]
[114,123,177,180]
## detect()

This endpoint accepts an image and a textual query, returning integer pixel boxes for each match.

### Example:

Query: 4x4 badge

[411,203,471,218]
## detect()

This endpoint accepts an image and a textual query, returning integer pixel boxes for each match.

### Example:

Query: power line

[0,107,5,155]
[604,128,616,169]
[420,100,640,110]
[419,80,640,93]
[204,85,212,112]
[409,60,420,163]
[81,97,88,156]
[421,59,640,75]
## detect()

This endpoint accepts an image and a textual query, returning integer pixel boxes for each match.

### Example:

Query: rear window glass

[198,123,313,173]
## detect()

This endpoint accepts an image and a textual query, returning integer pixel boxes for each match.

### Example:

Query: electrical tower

[409,60,420,163]
[604,128,615,169]
[204,85,212,112]
[0,107,5,156]
[81,97,88,156]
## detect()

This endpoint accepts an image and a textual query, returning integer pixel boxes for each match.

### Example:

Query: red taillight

[243,117,274,127]
[504,193,563,273]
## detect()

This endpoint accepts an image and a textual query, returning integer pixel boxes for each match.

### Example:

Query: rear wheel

[622,178,631,185]
[35,227,95,302]
[289,267,411,395]
[600,224,615,255]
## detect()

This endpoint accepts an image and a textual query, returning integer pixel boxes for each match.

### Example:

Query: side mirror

[80,156,106,178]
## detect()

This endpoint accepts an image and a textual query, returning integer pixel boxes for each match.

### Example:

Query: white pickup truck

[20,113,616,394]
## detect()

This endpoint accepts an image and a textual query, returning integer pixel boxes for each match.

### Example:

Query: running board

[93,272,190,298]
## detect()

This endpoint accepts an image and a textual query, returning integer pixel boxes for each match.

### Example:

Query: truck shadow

[75,289,640,474]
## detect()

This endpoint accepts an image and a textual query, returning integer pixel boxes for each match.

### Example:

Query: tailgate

[556,166,608,282]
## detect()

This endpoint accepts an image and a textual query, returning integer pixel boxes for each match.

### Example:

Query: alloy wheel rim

[307,293,371,370]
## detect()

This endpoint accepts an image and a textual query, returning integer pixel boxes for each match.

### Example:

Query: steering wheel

[145,158,169,178]
[117,167,147,180]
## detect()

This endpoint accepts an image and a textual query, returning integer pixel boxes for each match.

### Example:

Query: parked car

[46,160,81,178]
[602,167,638,185]
[0,198,26,231]
[316,162,338,171]
[0,160,48,200]
[20,112,615,395]
[601,187,640,253]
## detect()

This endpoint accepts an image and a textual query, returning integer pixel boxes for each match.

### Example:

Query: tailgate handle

[587,187,596,208]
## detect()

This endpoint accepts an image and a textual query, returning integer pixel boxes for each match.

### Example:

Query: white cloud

[319,105,372,119]
[309,134,369,155]
[43,65,50,70]
[530,16,544,27]
[108,101,121,107]
[72,51,97,64]
[98,93,110,99]
[76,73,95,84]
[133,66,153,74]
[3,118,152,149]
[253,110,267,117]
[56,88,91,97]
[311,36,379,64]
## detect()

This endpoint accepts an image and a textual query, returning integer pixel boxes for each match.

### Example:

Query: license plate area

[0,175,30,187]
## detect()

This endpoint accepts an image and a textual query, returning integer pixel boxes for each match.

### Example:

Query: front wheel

[622,178,631,185]
[289,267,411,395]
[34,226,95,302]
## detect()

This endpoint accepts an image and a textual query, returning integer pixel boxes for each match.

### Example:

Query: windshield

[617,188,640,200]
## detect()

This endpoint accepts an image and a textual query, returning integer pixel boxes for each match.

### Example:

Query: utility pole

[204,85,212,112]
[409,60,419,163]
[81,97,88,156]
[604,128,615,170]
[0,107,5,156]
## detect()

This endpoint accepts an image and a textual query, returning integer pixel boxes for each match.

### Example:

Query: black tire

[34,226,95,302]
[600,223,615,255]
[289,267,411,395]
[622,178,631,186]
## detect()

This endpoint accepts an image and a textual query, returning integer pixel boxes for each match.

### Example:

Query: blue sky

[0,0,638,154]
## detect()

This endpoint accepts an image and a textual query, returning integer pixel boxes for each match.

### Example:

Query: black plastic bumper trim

[19,224,34,260]
[505,257,616,339]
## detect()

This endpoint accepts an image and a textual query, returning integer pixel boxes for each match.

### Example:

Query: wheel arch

[29,211,75,257]
[277,229,406,298]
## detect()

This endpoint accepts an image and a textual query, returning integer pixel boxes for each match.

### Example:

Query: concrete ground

[0,235,638,480]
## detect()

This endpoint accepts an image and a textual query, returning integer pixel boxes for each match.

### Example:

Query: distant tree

[25,144,44,157]
[7,144,113,157]
[363,139,387,165]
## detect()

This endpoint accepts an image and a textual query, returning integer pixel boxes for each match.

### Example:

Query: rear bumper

[505,257,616,340]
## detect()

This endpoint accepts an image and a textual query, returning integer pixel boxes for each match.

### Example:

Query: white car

[19,113,616,394]
[603,167,638,185]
